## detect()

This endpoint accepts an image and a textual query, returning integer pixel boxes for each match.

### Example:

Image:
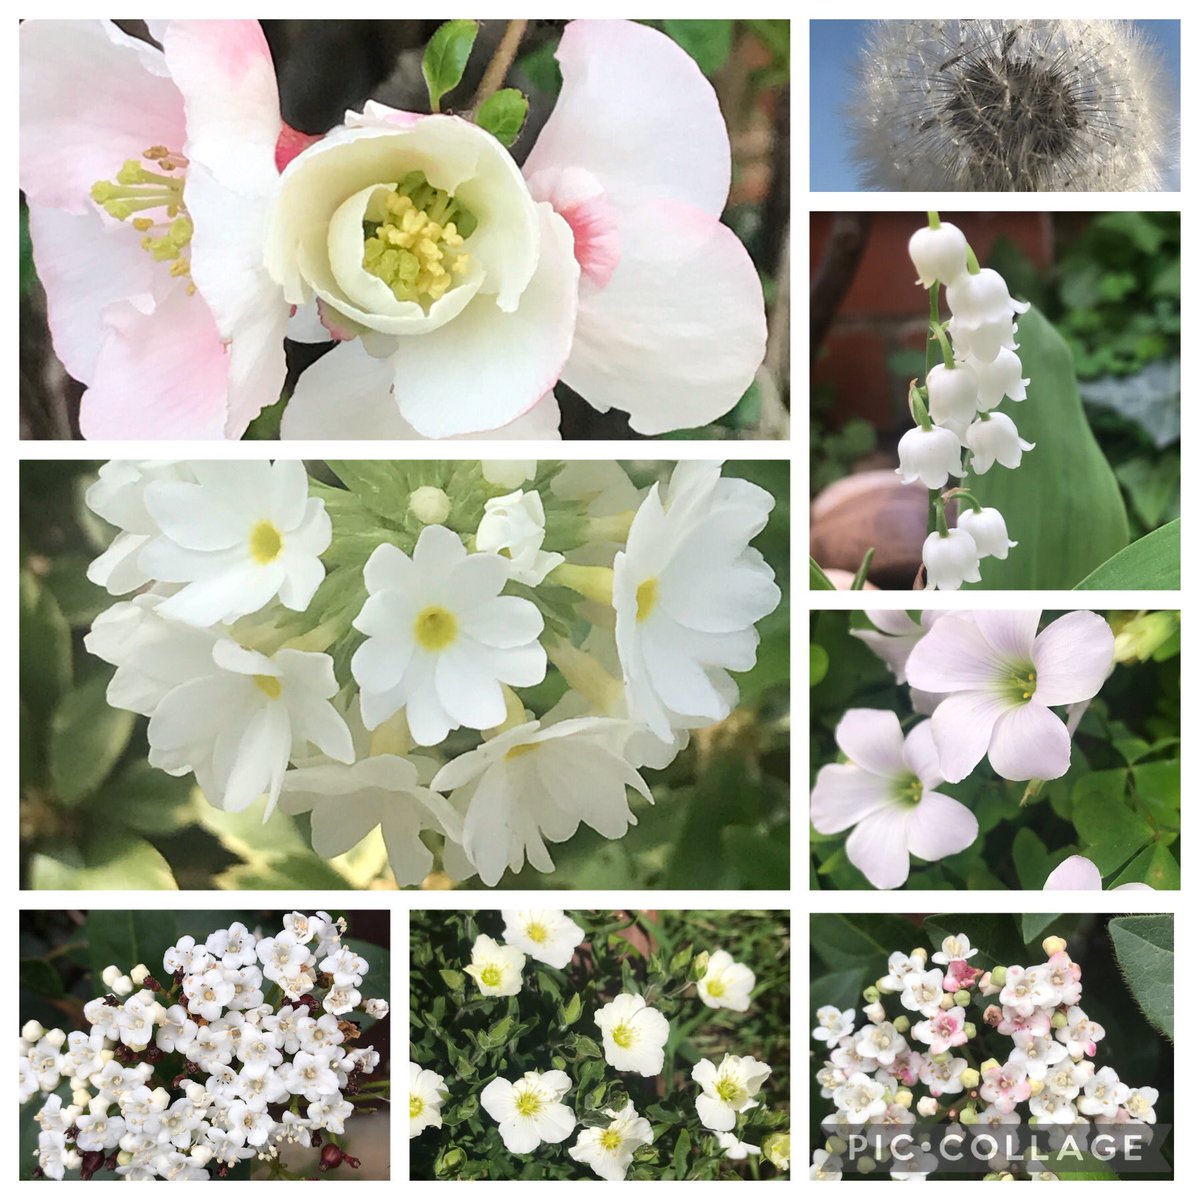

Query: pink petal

[906,617,1005,694]
[973,611,1041,661]
[846,807,913,889]
[901,720,944,788]
[561,198,765,434]
[526,166,621,289]
[1043,855,1102,890]
[1032,611,1115,706]
[929,690,1012,784]
[523,19,730,219]
[987,703,1071,782]
[834,708,906,777]
[906,791,978,864]
[78,288,229,439]
[810,764,896,834]
[20,19,185,213]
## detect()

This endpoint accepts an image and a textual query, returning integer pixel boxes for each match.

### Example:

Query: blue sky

[810,20,1182,191]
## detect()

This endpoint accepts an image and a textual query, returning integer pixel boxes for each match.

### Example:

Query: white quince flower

[500,910,585,970]
[613,461,779,741]
[965,411,1035,474]
[908,221,968,287]
[895,424,964,489]
[568,1100,653,1181]
[351,523,546,745]
[595,993,670,1077]
[475,489,564,585]
[138,459,330,627]
[956,507,1017,561]
[464,934,525,998]
[409,1062,449,1138]
[480,1069,576,1154]
[696,949,755,1012]
[692,1053,772,1131]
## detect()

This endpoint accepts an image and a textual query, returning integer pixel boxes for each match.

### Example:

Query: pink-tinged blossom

[1007,1032,1067,1081]
[998,965,1055,1018]
[996,1007,1050,1039]
[944,959,983,992]
[1042,952,1083,1007]
[1057,1007,1105,1059]
[979,1062,1031,1114]
[1043,854,1155,892]
[904,610,1115,783]
[912,1006,968,1055]
[811,709,978,890]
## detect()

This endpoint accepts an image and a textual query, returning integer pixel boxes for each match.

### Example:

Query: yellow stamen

[636,578,659,623]
[599,1128,623,1150]
[410,1095,424,1119]
[611,1022,636,1049]
[480,965,502,988]
[249,520,284,564]
[515,1089,543,1117]
[254,675,282,700]
[414,605,457,651]
[525,921,548,943]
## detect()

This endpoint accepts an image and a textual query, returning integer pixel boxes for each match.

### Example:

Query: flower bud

[691,952,710,981]
[959,1105,978,1125]
[409,485,452,526]
[191,1146,213,1166]
[980,1058,1001,1074]
[897,424,964,489]
[895,1089,913,1109]
[1051,1010,1069,1030]
[963,1023,976,1039]
[21,1020,46,1041]
[917,1096,939,1118]
[44,1028,67,1048]
[932,1051,951,1065]
[1042,936,1068,958]
[101,965,122,988]
[112,975,134,997]
[863,1001,886,1024]
[856,1156,875,1175]
[960,1068,980,1089]
[130,963,150,985]
[826,1136,848,1156]
[893,1015,910,1034]
[911,948,928,963]
[762,1132,791,1170]
[1029,1079,1045,1096]
[908,222,969,287]
[956,506,1017,562]
[983,1004,1002,1027]
[938,993,954,1011]
[922,529,982,591]
[990,966,1008,988]
[117,1151,133,1167]
[954,989,971,1007]
[965,412,1034,475]
[862,985,881,1004]
[73,1089,91,1108]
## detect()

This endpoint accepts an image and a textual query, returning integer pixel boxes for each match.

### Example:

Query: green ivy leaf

[1109,915,1173,1039]
[423,20,479,112]
[476,88,529,147]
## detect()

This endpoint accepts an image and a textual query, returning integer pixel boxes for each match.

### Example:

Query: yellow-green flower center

[611,1021,637,1049]
[706,978,727,998]
[480,965,502,988]
[636,578,659,622]
[514,1088,544,1117]
[410,1095,424,1119]
[894,774,924,807]
[414,605,457,651]
[90,148,195,290]
[1007,666,1038,703]
[715,1077,746,1106]
[599,1128,623,1151]
[362,171,477,308]
[249,520,284,564]
[525,922,548,944]
[254,675,282,700]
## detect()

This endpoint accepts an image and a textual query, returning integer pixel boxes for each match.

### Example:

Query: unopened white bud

[409,486,451,525]
[130,964,150,985]
[101,965,122,989]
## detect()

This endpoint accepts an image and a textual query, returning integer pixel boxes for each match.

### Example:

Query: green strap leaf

[476,87,529,147]
[422,20,479,113]
[1074,518,1180,589]
[809,556,836,589]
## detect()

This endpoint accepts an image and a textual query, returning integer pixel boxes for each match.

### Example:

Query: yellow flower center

[706,978,726,998]
[254,675,282,700]
[1004,664,1038,703]
[599,1128,623,1151]
[414,605,457,651]
[480,965,502,988]
[249,520,284,564]
[90,147,196,291]
[410,1095,424,1119]
[362,171,476,308]
[525,921,549,943]
[611,1021,637,1049]
[635,577,659,622]
[514,1088,544,1117]
[715,1077,746,1106]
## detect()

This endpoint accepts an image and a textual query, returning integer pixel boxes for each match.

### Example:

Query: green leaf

[1109,914,1173,1039]
[809,643,829,686]
[476,88,529,147]
[810,913,923,971]
[20,570,72,716]
[809,556,836,589]
[1012,827,1053,891]
[439,968,465,991]
[662,19,734,75]
[423,20,478,112]
[30,832,178,892]
[672,1128,692,1180]
[1021,912,1062,945]
[967,306,1129,588]
[1074,519,1180,589]
[1071,770,1153,870]
[20,958,64,998]
[84,909,179,984]
[1111,842,1180,890]
[560,991,583,1026]
[95,761,195,836]
[49,674,135,805]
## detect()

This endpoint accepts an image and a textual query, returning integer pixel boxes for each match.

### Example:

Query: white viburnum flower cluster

[412,914,783,1181]
[897,217,1034,590]
[82,459,782,888]
[20,912,386,1181]
[811,933,1160,1182]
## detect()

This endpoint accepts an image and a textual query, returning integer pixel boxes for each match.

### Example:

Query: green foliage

[661,20,734,75]
[1109,915,1173,1040]
[476,88,529,147]
[1075,519,1180,589]
[809,610,1180,891]
[422,19,479,112]
[411,911,790,1181]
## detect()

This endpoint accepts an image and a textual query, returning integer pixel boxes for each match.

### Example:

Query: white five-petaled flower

[810,709,978,889]
[567,1100,653,1181]
[409,1062,449,1138]
[613,461,780,741]
[480,1069,576,1154]
[696,949,756,1012]
[692,1054,772,1132]
[137,460,331,627]
[351,523,546,745]
[500,910,585,970]
[474,489,564,585]
[594,993,670,1077]
[931,934,977,965]
[812,1006,855,1044]
[464,934,525,998]
[905,610,1115,783]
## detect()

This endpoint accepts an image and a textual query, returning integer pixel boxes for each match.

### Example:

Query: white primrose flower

[432,717,651,887]
[350,523,546,745]
[475,489,564,585]
[137,460,331,627]
[696,949,756,1012]
[956,506,1017,562]
[500,910,585,970]
[613,460,780,741]
[945,269,1030,363]
[925,361,979,435]
[922,528,982,591]
[908,222,968,287]
[692,1054,772,1132]
[813,1006,855,1044]
[410,1062,449,1138]
[568,1100,654,1181]
[964,412,1035,474]
[464,934,525,998]
[895,424,964,489]
[810,709,978,889]
[594,993,670,1076]
[480,1069,576,1155]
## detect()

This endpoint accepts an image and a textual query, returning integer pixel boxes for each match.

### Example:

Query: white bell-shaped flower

[957,507,1018,561]
[945,268,1030,363]
[908,222,968,287]
[895,425,964,489]
[968,346,1029,411]
[922,529,981,591]
[925,362,979,435]
[965,412,1035,474]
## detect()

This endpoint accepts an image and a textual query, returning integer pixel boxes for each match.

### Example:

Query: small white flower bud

[111,974,134,997]
[908,222,969,287]
[364,998,389,1018]
[130,963,150,985]
[923,529,982,591]
[21,1020,45,1041]
[863,1001,886,1024]
[917,1096,939,1117]
[1042,935,1068,958]
[44,1028,67,1049]
[409,485,451,525]
[101,965,122,988]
